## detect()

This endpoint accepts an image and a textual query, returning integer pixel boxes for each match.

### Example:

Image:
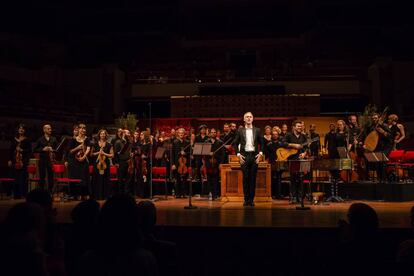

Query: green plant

[115,113,138,131]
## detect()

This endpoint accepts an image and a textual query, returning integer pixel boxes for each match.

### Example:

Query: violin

[96,146,107,174]
[75,139,87,161]
[48,141,56,164]
[14,137,24,170]
[142,158,148,176]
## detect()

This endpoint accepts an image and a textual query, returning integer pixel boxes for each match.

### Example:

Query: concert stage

[0,196,413,228]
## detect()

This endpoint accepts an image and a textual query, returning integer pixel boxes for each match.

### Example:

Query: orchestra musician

[324,123,337,157]
[112,128,124,144]
[131,130,144,197]
[282,120,309,204]
[233,112,264,207]
[113,129,133,194]
[222,123,235,164]
[265,130,285,199]
[387,114,406,149]
[330,120,349,180]
[205,128,225,200]
[91,129,114,200]
[348,115,361,141]
[140,130,152,195]
[194,125,209,182]
[33,124,58,192]
[363,113,393,155]
[68,123,91,200]
[63,124,79,199]
[263,125,272,144]
[347,115,365,181]
[362,113,392,181]
[308,124,321,158]
[8,124,31,198]
[171,128,190,198]
[280,124,288,137]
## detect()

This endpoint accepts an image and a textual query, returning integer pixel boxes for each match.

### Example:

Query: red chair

[387,150,405,182]
[52,164,81,200]
[27,164,40,191]
[388,150,405,163]
[110,165,118,182]
[401,151,414,181]
[152,166,168,199]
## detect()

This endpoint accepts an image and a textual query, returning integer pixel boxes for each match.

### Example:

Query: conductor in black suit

[233,112,264,206]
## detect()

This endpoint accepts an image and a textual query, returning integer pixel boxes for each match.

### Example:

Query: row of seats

[1,164,169,200]
[387,150,414,182]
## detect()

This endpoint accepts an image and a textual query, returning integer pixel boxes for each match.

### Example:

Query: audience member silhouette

[396,206,414,264]
[332,203,385,275]
[76,194,158,276]
[138,200,179,276]
[66,199,100,275]
[0,202,48,276]
[26,188,66,276]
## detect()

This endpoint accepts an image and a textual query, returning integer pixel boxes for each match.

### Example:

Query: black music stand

[289,160,311,210]
[184,143,210,209]
[155,147,166,160]
[365,151,389,200]
[364,152,389,181]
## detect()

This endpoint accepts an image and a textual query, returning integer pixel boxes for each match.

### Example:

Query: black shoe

[250,201,255,207]
[243,201,249,206]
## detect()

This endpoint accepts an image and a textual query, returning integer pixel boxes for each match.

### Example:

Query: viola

[177,154,188,175]
[15,151,23,170]
[142,158,148,176]
[127,158,134,175]
[14,138,24,169]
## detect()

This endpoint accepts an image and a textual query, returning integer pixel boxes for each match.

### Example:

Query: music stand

[289,160,311,210]
[155,147,166,160]
[184,143,212,209]
[364,151,389,200]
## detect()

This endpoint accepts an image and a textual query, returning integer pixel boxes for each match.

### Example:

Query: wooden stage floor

[1,197,413,229]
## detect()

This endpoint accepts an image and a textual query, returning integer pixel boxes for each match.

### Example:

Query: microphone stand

[148,102,156,202]
[185,124,197,210]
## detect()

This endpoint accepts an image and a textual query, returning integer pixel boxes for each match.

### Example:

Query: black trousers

[13,167,28,198]
[174,172,188,197]
[39,157,54,191]
[118,162,131,194]
[271,171,282,198]
[207,172,220,198]
[240,152,258,203]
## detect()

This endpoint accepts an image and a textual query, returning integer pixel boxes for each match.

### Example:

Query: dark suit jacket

[232,126,264,155]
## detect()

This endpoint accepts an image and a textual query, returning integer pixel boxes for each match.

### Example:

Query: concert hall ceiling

[1,0,413,67]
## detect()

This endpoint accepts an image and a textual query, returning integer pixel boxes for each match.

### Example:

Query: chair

[401,151,414,182]
[27,164,40,191]
[52,164,81,201]
[152,166,168,199]
[387,150,405,182]
[110,165,118,183]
